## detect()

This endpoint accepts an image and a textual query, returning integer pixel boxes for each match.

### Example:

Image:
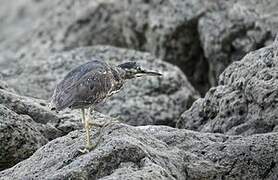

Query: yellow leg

[85,108,91,149]
[79,107,119,153]
[81,108,85,124]
[79,108,94,153]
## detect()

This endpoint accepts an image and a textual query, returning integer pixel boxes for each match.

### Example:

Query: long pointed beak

[136,70,162,77]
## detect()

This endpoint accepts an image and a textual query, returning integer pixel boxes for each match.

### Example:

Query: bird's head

[118,62,162,79]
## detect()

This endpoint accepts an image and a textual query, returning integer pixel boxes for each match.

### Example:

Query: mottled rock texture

[0,0,53,43]
[1,0,278,179]
[1,124,278,179]
[178,38,278,136]
[0,0,202,126]
[199,0,278,86]
[0,0,209,94]
[1,0,277,94]
[0,87,87,170]
[0,84,118,170]
[0,104,47,171]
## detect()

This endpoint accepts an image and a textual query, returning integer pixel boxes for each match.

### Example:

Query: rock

[199,0,278,86]
[1,123,278,179]
[3,45,198,126]
[116,0,213,94]
[0,87,90,170]
[177,39,278,135]
[0,80,14,92]
[0,104,47,171]
[0,0,54,43]
[1,1,202,127]
[0,0,210,95]
[0,83,128,170]
[0,87,90,137]
[1,0,277,94]
[0,88,57,125]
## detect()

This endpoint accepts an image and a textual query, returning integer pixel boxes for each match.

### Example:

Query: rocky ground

[0,0,278,179]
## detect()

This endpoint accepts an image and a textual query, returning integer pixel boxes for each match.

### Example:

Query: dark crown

[118,62,138,69]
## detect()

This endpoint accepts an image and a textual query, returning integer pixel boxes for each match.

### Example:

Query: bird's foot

[78,144,96,153]
[79,119,120,154]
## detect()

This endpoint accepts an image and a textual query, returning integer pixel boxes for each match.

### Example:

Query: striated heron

[49,59,161,152]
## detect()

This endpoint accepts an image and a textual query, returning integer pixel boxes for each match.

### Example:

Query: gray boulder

[3,45,198,126]
[4,0,210,94]
[177,38,278,135]
[0,88,63,138]
[0,86,93,137]
[199,0,278,86]
[0,82,130,170]
[0,104,47,171]
[1,123,277,179]
[0,80,14,92]
[0,0,54,43]
[2,0,277,94]
[0,86,93,170]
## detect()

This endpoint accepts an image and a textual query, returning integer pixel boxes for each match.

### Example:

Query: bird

[49,59,162,152]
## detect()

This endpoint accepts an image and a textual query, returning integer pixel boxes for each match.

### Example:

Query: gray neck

[111,66,127,81]
[117,67,136,80]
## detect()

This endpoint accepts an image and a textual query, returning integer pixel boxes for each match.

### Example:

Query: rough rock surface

[0,80,14,92]
[0,104,47,171]
[1,0,277,94]
[177,38,278,135]
[199,0,278,86]
[3,45,198,126]
[1,0,278,179]
[1,124,278,179]
[0,0,54,43]
[0,87,91,170]
[0,0,211,94]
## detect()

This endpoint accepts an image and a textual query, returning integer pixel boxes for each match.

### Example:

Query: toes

[88,144,96,150]
[78,145,95,153]
[78,148,89,154]
[78,142,98,153]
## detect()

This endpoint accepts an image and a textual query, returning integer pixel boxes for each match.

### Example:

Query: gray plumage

[50,60,124,111]
[49,59,161,112]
